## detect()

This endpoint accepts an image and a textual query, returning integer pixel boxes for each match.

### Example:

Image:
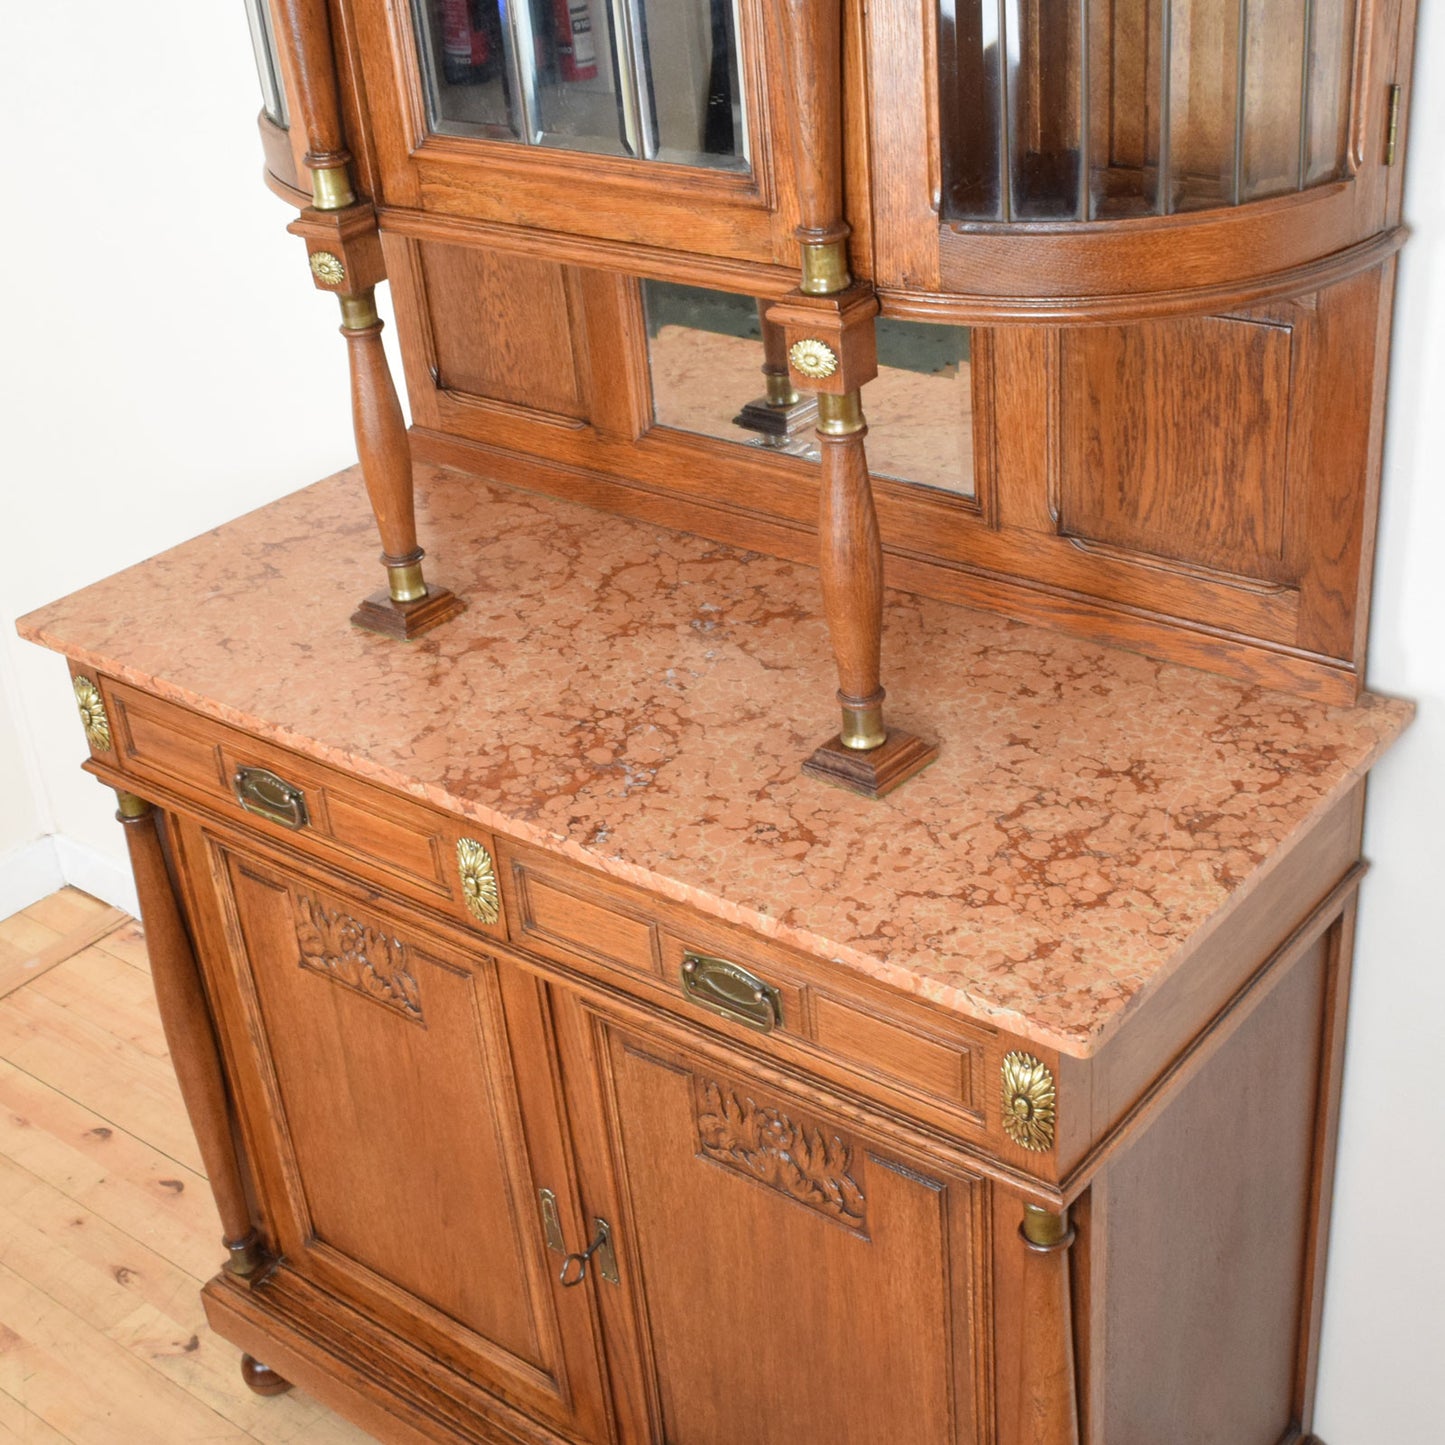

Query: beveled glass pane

[534,3,631,156]
[1241,0,1309,201]
[1166,0,1242,212]
[867,319,976,498]
[939,0,1356,222]
[412,0,750,167]
[636,0,749,168]
[1086,0,1166,218]
[939,0,1006,221]
[244,0,288,128]
[1007,0,1084,220]
[415,0,516,139]
[1305,0,1357,185]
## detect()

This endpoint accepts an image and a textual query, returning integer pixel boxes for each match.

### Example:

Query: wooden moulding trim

[378,206,799,295]
[1055,865,1367,1204]
[410,428,1361,706]
[884,228,1407,325]
[263,168,312,209]
[202,1272,557,1445]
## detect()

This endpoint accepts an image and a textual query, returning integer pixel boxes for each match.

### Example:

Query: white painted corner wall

[0,4,1439,1439]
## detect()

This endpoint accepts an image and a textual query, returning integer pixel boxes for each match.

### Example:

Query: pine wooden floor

[0,888,375,1443]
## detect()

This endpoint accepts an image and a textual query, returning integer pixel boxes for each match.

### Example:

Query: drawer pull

[680,952,782,1033]
[233,767,309,830]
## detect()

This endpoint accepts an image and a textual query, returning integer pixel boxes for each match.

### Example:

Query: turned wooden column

[115,792,263,1278]
[270,0,461,637]
[770,0,936,796]
[1010,1203,1082,1445]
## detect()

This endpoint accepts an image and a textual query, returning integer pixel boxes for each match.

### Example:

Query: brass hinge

[1386,84,1402,166]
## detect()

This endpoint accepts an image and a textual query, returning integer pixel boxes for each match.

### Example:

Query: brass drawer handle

[233,766,309,830]
[680,952,782,1033]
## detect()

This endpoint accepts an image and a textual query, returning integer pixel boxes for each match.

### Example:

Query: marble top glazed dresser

[18,0,1420,1441]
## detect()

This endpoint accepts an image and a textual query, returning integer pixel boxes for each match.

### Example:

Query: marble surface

[19,463,1410,1055]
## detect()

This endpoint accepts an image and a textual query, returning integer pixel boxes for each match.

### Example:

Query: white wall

[0,5,1438,1439]
[0,4,401,918]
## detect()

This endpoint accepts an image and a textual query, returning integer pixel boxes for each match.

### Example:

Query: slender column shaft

[115,793,261,1276]
[817,396,885,749]
[340,295,425,603]
[1017,1204,1082,1445]
[269,0,355,206]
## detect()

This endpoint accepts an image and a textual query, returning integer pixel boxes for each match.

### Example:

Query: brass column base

[351,585,465,640]
[802,728,938,798]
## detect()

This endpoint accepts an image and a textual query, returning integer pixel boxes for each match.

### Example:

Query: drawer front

[499,839,997,1141]
[102,679,505,939]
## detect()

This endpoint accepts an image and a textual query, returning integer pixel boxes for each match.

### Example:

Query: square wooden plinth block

[351,586,465,640]
[802,729,939,798]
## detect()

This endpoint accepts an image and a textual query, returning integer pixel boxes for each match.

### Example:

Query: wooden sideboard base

[802,727,939,797]
[351,585,465,640]
[203,1269,566,1445]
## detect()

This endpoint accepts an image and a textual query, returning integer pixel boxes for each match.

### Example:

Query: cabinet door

[347,0,801,269]
[188,831,612,1441]
[556,995,991,1445]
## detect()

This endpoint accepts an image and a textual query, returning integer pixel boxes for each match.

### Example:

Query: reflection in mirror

[645,283,818,455]
[869,319,975,498]
[412,0,749,169]
[643,283,976,499]
[244,0,289,128]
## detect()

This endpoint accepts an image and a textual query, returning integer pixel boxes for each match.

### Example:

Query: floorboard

[0,890,375,1443]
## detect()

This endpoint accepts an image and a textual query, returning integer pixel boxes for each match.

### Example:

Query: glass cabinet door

[938,0,1358,223]
[243,0,288,127]
[412,0,749,170]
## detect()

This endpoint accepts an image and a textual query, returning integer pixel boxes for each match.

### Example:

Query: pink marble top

[19,464,1411,1055]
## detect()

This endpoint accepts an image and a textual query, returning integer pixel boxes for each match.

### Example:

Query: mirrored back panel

[643,282,976,498]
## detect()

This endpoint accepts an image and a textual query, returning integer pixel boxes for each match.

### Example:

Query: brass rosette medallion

[309,250,346,286]
[1001,1051,1056,1152]
[72,675,112,752]
[789,338,839,380]
[457,838,501,925]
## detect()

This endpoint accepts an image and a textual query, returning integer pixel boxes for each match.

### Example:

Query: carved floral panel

[693,1077,866,1229]
[293,890,425,1024]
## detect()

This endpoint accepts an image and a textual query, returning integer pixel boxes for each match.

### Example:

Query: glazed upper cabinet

[344,0,802,267]
[318,0,1413,302]
[871,0,1413,307]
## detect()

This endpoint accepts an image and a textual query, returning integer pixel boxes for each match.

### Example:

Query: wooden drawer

[498,838,998,1140]
[101,679,506,940]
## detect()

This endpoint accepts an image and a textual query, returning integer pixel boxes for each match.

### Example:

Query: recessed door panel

[596,1024,987,1444]
[208,846,609,1439]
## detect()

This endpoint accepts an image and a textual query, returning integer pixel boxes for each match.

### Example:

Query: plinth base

[802,729,939,798]
[240,1353,293,1396]
[351,585,464,640]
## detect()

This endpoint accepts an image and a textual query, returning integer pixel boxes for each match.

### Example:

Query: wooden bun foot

[351,585,464,640]
[240,1354,294,1396]
[802,728,938,798]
